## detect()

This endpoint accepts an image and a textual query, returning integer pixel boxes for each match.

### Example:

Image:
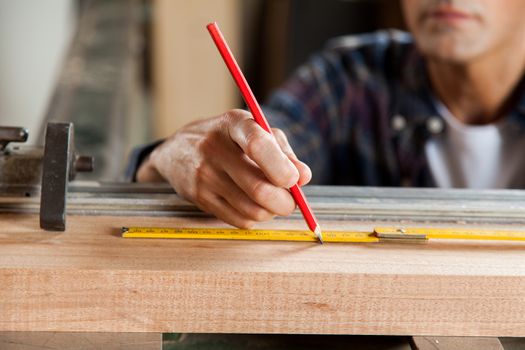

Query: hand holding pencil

[135,23,321,242]
[137,107,314,230]
[206,22,323,242]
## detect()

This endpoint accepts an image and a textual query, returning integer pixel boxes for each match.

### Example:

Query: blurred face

[401,0,525,63]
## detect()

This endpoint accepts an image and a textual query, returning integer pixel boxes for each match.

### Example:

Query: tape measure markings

[121,227,379,243]
[122,226,525,243]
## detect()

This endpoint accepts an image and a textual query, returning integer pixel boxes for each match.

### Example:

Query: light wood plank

[1,213,525,335]
[0,332,161,350]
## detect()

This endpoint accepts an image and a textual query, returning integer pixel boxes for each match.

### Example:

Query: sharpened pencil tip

[314,226,324,244]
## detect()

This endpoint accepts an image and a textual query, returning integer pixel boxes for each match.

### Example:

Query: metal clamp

[39,122,94,231]
[0,127,28,151]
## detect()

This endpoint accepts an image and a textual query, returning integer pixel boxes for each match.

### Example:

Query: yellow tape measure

[121,226,525,243]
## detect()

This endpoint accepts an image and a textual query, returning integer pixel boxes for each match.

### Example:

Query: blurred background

[0,0,403,181]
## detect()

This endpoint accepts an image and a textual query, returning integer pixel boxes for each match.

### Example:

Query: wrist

[136,154,164,183]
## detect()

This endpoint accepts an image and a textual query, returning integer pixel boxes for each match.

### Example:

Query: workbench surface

[2,211,525,336]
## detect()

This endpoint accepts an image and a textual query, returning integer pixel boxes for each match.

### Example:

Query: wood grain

[1,213,525,335]
[0,332,160,350]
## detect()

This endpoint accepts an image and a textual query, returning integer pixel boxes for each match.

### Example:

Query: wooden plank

[0,332,161,350]
[410,336,503,350]
[1,213,525,335]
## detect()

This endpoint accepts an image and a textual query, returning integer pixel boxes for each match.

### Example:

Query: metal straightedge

[2,184,525,229]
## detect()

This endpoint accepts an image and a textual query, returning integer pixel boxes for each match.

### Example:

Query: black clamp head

[39,122,94,231]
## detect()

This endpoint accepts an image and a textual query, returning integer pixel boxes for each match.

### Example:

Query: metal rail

[1,182,525,226]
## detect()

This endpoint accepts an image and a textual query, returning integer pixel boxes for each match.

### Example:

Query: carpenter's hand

[136,109,312,228]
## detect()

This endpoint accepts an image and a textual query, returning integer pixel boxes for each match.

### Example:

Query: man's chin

[424,53,472,65]
[416,37,484,64]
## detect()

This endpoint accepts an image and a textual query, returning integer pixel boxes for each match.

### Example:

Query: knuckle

[236,219,255,230]
[222,109,249,125]
[245,130,271,159]
[197,130,221,157]
[268,163,298,188]
[197,137,211,158]
[250,180,276,205]
[193,166,214,203]
[272,129,298,162]
[250,207,273,222]
[194,163,211,184]
[193,184,207,203]
[281,166,299,187]
[281,199,296,216]
[270,175,287,188]
[271,199,295,217]
[272,128,288,143]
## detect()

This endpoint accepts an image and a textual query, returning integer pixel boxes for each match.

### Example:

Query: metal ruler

[121,226,525,243]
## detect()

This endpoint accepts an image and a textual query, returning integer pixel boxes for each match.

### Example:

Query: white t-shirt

[425,101,525,189]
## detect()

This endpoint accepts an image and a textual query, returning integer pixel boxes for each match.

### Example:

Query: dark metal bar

[39,123,74,231]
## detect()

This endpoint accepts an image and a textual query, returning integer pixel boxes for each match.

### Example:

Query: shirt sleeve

[124,139,164,182]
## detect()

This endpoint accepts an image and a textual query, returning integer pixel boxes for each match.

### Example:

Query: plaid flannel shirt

[263,30,525,187]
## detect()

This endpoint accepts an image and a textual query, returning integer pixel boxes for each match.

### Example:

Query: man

[134,0,525,231]
[130,1,525,347]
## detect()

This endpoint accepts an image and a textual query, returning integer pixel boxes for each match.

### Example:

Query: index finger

[227,116,299,189]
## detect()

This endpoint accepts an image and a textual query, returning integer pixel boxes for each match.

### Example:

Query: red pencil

[206,22,323,243]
